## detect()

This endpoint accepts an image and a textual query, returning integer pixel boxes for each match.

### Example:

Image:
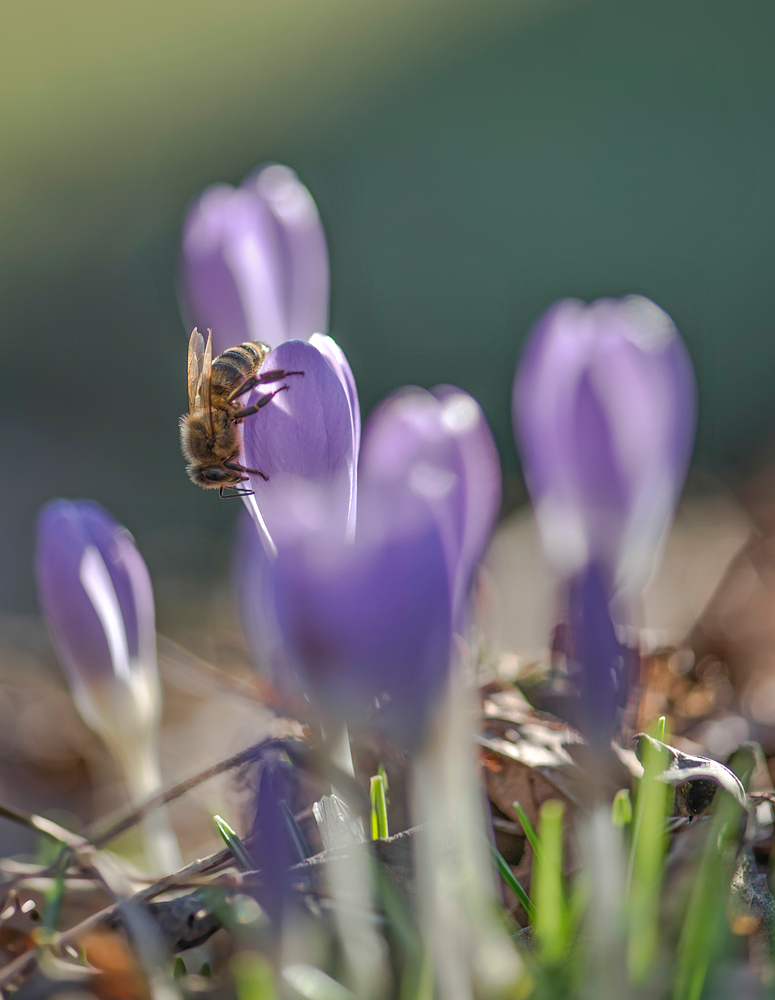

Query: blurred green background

[3,0,774,614]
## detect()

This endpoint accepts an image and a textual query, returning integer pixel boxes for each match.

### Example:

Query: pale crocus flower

[35,500,181,872]
[513,295,696,740]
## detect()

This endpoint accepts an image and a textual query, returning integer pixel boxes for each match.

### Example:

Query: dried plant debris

[633,734,748,809]
[5,646,775,996]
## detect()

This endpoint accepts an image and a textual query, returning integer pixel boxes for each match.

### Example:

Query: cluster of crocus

[180,165,501,749]
[513,295,697,740]
[180,167,509,984]
[262,384,501,746]
[35,500,181,872]
[236,365,499,747]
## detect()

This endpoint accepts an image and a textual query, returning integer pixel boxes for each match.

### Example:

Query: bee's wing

[187,328,205,413]
[201,329,215,436]
[187,328,215,436]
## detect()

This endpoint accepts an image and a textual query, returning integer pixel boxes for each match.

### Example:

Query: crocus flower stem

[411,674,527,999]
[112,734,183,875]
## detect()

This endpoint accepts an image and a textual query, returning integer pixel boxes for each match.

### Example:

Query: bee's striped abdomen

[211,341,270,398]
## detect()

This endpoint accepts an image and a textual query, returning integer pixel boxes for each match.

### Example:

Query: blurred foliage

[3,0,775,611]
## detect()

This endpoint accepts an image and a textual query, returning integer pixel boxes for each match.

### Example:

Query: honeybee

[180,328,303,497]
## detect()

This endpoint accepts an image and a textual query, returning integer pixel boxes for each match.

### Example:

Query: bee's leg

[219,485,255,499]
[232,385,290,419]
[224,458,269,482]
[227,369,304,402]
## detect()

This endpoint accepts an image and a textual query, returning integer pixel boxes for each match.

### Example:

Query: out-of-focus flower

[513,296,695,741]
[271,483,452,747]
[246,747,299,925]
[36,500,159,746]
[360,385,501,624]
[179,164,328,356]
[513,295,696,596]
[35,500,181,871]
[241,335,360,553]
[238,378,500,745]
[264,386,496,743]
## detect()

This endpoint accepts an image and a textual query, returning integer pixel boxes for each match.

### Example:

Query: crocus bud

[271,484,452,748]
[241,336,360,554]
[360,385,501,625]
[513,295,696,596]
[179,165,329,356]
[35,500,181,871]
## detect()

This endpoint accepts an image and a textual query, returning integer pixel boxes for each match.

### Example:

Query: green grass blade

[612,789,633,828]
[490,841,535,921]
[232,952,276,1000]
[626,718,672,983]
[532,800,567,963]
[627,734,671,981]
[515,798,568,909]
[370,774,389,840]
[213,814,255,872]
[41,844,69,931]
[512,801,543,860]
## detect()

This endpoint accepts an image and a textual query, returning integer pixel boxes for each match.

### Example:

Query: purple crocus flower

[179,164,329,356]
[257,385,499,745]
[513,296,696,740]
[35,500,182,870]
[234,334,360,694]
[35,499,160,742]
[513,295,696,596]
[241,335,359,554]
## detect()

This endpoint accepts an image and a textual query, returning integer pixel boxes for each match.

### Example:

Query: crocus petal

[309,333,360,536]
[35,500,160,736]
[180,185,286,354]
[360,386,500,625]
[179,166,328,356]
[242,339,356,549]
[431,385,502,608]
[360,388,465,598]
[272,485,452,748]
[513,295,696,593]
[246,165,330,343]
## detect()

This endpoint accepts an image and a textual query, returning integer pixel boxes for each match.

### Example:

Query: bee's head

[187,465,243,489]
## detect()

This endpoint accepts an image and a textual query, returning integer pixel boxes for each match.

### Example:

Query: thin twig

[0,803,88,851]
[85,738,366,849]
[86,743,273,849]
